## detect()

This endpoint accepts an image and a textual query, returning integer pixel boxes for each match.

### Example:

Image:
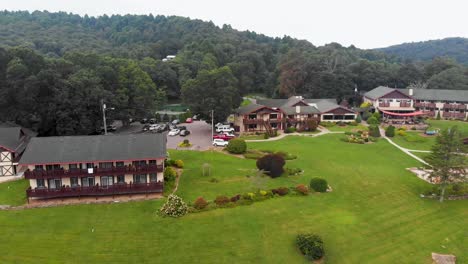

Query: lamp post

[101,99,115,135]
[211,109,214,144]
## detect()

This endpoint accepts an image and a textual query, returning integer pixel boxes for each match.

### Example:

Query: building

[19,133,166,200]
[0,125,35,177]
[233,96,357,133]
[363,86,468,120]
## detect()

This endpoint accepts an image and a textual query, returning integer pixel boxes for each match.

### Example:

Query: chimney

[409,88,413,96]
[296,105,301,113]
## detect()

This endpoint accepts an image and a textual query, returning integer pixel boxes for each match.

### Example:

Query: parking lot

[166,121,213,150]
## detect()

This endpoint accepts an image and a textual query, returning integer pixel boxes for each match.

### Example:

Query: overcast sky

[2,0,468,49]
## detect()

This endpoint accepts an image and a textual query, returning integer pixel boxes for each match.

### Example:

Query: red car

[213,133,235,141]
[185,118,193,123]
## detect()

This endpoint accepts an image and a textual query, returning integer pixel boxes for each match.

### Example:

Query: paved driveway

[166,121,213,150]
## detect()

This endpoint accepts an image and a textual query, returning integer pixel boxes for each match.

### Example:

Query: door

[81,177,95,187]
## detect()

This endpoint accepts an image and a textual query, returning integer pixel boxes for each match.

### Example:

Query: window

[149,160,157,165]
[133,160,147,166]
[46,164,61,171]
[70,177,79,187]
[36,179,45,188]
[269,114,278,119]
[0,166,2,176]
[86,163,94,169]
[117,175,125,184]
[100,176,114,187]
[248,114,257,120]
[248,124,257,129]
[271,123,278,128]
[133,174,147,184]
[116,161,124,167]
[99,162,113,169]
[150,173,157,182]
[35,165,44,171]
[48,179,62,189]
[69,164,78,170]
[81,177,95,187]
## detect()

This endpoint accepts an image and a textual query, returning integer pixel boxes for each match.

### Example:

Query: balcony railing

[422,111,435,117]
[24,164,163,179]
[443,104,466,110]
[442,112,466,119]
[243,118,284,124]
[400,102,411,107]
[26,182,163,199]
[379,102,390,107]
[414,102,436,108]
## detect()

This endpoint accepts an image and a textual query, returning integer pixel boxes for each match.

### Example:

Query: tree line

[1,11,468,136]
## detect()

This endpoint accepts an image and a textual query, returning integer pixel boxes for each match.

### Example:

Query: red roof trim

[0,144,15,153]
[244,105,282,115]
[380,110,424,117]
[378,89,413,100]
[19,157,166,166]
[322,106,356,114]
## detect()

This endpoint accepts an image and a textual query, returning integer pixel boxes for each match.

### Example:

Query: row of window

[416,108,465,113]
[34,160,158,171]
[36,174,159,189]
[379,99,411,103]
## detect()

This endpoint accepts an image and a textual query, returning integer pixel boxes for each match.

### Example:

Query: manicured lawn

[0,179,29,206]
[426,119,468,136]
[239,134,267,140]
[325,124,367,132]
[0,135,466,263]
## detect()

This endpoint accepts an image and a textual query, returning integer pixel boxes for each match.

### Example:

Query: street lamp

[101,99,115,135]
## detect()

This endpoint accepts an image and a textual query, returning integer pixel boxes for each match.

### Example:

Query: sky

[2,0,468,49]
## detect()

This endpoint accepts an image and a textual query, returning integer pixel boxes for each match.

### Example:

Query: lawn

[325,124,368,132]
[0,135,467,263]
[426,119,468,136]
[0,179,29,206]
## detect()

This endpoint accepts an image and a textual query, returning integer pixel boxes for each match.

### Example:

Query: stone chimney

[296,105,301,113]
[409,88,413,96]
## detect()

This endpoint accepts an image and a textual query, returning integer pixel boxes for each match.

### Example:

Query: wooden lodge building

[0,125,35,177]
[19,133,167,200]
[363,86,468,120]
[233,96,357,133]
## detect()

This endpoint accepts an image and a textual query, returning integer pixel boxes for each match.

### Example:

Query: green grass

[0,135,466,263]
[239,134,267,140]
[0,179,28,206]
[426,119,468,136]
[240,98,252,106]
[326,124,367,132]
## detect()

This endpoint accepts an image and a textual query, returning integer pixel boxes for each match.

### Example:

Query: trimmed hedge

[385,125,395,137]
[310,178,328,192]
[256,154,285,178]
[296,233,324,261]
[226,138,247,154]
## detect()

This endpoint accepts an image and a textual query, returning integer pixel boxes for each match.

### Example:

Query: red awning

[380,110,424,117]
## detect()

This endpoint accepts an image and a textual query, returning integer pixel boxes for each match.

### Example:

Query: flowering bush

[259,190,268,196]
[214,196,230,206]
[164,167,177,181]
[193,197,208,210]
[295,184,309,195]
[272,187,290,196]
[160,194,188,217]
[230,194,241,202]
[174,159,184,168]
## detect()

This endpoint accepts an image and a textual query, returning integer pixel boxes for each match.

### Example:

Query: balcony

[442,112,466,119]
[444,104,466,110]
[26,182,163,199]
[400,102,411,107]
[24,164,163,179]
[422,111,435,117]
[379,102,390,107]
[414,102,436,108]
[243,118,283,124]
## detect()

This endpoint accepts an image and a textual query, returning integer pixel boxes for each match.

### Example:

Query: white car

[216,126,234,133]
[213,139,229,147]
[222,132,235,137]
[168,129,180,136]
[148,124,160,131]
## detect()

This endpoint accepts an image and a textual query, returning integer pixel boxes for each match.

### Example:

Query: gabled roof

[235,103,281,115]
[256,99,288,108]
[281,105,321,115]
[0,126,35,153]
[363,86,398,100]
[19,133,167,165]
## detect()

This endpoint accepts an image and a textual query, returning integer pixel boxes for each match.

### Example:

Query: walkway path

[378,127,430,165]
[244,127,343,142]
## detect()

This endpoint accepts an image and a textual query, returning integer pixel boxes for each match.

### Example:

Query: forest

[1,10,468,136]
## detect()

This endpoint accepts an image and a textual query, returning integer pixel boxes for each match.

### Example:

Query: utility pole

[101,99,108,135]
[211,110,214,143]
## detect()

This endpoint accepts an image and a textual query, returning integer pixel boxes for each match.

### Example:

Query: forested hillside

[377,37,468,64]
[1,11,468,136]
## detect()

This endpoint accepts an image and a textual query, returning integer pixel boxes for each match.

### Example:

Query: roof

[401,88,468,102]
[235,103,274,115]
[363,86,397,100]
[19,133,167,165]
[281,105,320,115]
[240,96,350,114]
[0,126,35,153]
[365,86,468,102]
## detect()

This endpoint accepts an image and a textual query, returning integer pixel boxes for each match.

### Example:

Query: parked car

[149,118,157,124]
[180,130,191,137]
[192,115,198,120]
[221,132,235,137]
[141,118,148,124]
[215,126,234,133]
[185,118,193,123]
[213,139,229,147]
[142,124,151,131]
[215,122,227,128]
[172,119,180,125]
[168,129,180,136]
[101,125,117,132]
[158,124,169,132]
[148,124,160,131]
[177,125,187,131]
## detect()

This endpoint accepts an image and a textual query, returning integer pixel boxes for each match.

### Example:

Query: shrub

[385,125,395,137]
[230,194,241,202]
[242,192,255,200]
[362,110,372,121]
[372,111,381,121]
[164,167,177,181]
[174,159,184,168]
[367,116,378,125]
[226,138,247,154]
[209,178,219,183]
[263,133,270,139]
[259,190,268,196]
[349,121,358,126]
[183,139,189,144]
[295,184,309,195]
[165,159,176,167]
[275,151,297,160]
[159,195,188,217]
[368,125,381,137]
[214,196,230,206]
[286,167,302,176]
[193,197,208,210]
[305,119,319,131]
[256,154,286,178]
[396,130,406,136]
[296,233,324,261]
[310,178,328,192]
[272,187,290,196]
[320,121,336,127]
[285,126,296,133]
[355,114,362,123]
[360,102,372,108]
